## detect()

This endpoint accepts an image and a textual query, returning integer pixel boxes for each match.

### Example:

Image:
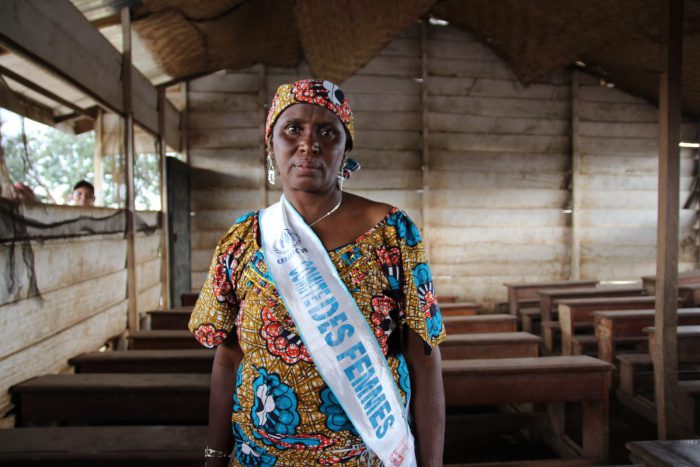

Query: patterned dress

[189,207,446,466]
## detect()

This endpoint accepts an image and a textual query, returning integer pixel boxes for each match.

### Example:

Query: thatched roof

[64,0,700,117]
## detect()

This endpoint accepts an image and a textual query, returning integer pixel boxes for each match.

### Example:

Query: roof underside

[9,0,700,119]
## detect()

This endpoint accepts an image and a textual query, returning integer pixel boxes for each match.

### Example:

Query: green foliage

[3,126,95,204]
[2,120,161,210]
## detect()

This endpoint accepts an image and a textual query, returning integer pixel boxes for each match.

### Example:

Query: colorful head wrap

[265,79,355,150]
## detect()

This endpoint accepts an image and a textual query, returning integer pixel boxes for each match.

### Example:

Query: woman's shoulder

[217,210,259,248]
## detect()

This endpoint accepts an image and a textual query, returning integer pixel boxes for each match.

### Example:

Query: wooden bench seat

[441,302,478,316]
[646,325,700,363]
[443,356,613,461]
[627,439,700,467]
[594,308,700,363]
[504,280,597,316]
[11,374,210,426]
[181,292,199,306]
[145,307,193,330]
[642,268,700,294]
[0,425,206,466]
[441,332,541,360]
[70,350,215,373]
[443,314,517,334]
[558,297,659,356]
[129,330,201,350]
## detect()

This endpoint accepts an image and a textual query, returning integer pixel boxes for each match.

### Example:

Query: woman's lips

[293,161,321,175]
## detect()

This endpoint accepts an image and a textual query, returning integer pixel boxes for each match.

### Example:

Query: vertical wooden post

[93,109,104,206]
[420,20,430,255]
[570,71,582,279]
[122,7,138,332]
[655,0,683,440]
[157,88,171,309]
[181,82,189,165]
[257,64,268,208]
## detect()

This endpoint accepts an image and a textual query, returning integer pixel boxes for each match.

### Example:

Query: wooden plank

[428,96,569,119]
[443,314,517,333]
[431,169,563,191]
[429,133,569,154]
[430,150,569,172]
[0,301,126,418]
[504,280,598,317]
[0,234,125,305]
[11,373,209,426]
[188,111,260,130]
[430,188,568,209]
[655,0,683,440]
[0,82,56,127]
[71,349,214,373]
[0,426,206,464]
[428,76,570,100]
[428,112,569,135]
[441,332,540,360]
[0,269,127,359]
[627,440,700,467]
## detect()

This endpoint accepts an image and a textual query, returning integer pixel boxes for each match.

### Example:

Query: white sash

[259,195,416,467]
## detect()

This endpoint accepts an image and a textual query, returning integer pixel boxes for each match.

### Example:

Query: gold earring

[267,154,276,185]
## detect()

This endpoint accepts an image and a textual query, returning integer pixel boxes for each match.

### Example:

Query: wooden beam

[157,88,171,309]
[93,109,104,206]
[570,71,582,280]
[420,20,430,255]
[122,7,138,333]
[258,64,267,207]
[0,64,93,119]
[654,0,683,440]
[0,0,180,147]
[0,81,55,127]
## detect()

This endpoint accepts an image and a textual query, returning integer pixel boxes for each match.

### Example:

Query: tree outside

[1,109,162,210]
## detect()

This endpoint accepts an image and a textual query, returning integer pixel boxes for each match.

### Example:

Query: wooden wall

[187,22,698,308]
[0,205,162,420]
[574,71,697,280]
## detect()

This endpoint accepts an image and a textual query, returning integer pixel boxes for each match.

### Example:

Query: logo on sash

[273,229,307,265]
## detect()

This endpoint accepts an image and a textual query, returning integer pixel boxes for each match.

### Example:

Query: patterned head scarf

[265,79,355,150]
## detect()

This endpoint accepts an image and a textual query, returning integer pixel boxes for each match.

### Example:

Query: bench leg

[522,315,532,333]
[546,402,565,437]
[544,327,556,353]
[582,399,609,461]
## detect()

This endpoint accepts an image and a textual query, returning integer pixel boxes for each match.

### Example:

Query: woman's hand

[205,335,243,465]
[405,329,445,467]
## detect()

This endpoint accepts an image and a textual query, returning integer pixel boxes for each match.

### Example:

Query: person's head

[265,80,357,194]
[72,180,95,206]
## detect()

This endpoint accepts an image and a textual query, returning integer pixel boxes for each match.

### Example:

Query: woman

[189,79,445,467]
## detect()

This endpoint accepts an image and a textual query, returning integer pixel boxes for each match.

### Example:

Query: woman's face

[270,103,348,194]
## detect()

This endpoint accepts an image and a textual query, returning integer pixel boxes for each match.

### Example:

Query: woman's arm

[205,336,243,467]
[405,329,445,467]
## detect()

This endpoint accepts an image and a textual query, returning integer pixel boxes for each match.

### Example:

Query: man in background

[71,180,95,206]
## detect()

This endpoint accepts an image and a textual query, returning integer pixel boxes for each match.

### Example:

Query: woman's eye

[286,124,300,134]
[320,128,336,137]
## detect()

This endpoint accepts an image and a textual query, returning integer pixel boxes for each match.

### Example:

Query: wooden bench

[70,350,215,373]
[595,308,700,363]
[443,314,517,334]
[181,292,199,306]
[617,326,700,425]
[10,374,210,426]
[441,295,458,303]
[627,439,700,466]
[642,268,700,294]
[129,330,202,350]
[441,332,541,360]
[646,325,700,364]
[557,296,658,356]
[537,287,646,352]
[504,280,597,317]
[442,356,613,461]
[0,426,206,466]
[145,307,193,330]
[441,302,478,316]
[679,284,700,307]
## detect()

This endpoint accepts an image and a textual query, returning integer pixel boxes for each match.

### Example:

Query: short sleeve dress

[189,207,446,466]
